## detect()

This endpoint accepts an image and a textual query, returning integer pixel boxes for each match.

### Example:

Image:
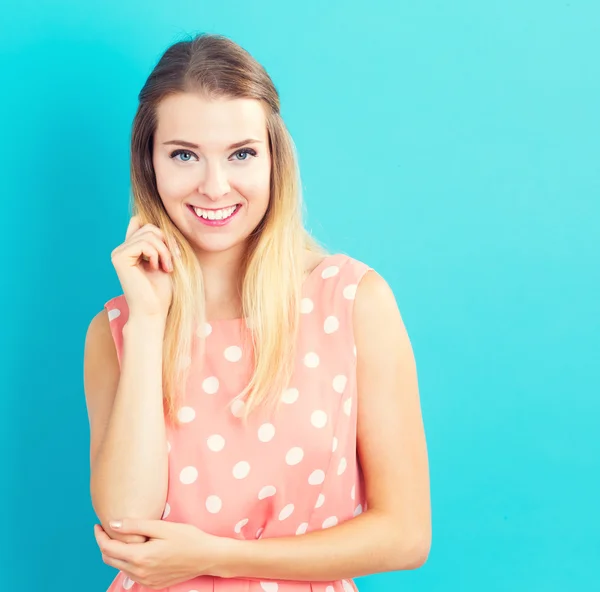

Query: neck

[196,246,245,309]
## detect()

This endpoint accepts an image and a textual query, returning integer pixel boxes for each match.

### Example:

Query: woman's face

[152,93,272,257]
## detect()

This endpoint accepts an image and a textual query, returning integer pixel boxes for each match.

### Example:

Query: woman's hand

[94,519,223,589]
[111,215,179,320]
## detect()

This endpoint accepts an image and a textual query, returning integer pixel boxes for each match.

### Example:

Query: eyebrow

[162,138,263,150]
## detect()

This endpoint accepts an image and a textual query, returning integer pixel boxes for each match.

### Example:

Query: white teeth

[193,205,237,221]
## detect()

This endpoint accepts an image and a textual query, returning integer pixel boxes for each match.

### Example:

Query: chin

[192,237,247,255]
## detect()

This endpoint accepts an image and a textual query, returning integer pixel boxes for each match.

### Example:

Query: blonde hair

[129,33,328,425]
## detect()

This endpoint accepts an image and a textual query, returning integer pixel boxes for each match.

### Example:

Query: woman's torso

[103,253,371,592]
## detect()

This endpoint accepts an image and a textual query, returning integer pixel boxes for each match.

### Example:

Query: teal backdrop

[1,1,598,590]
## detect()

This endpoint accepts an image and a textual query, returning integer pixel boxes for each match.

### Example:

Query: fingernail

[110,520,122,529]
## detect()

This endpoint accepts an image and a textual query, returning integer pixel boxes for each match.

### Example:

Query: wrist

[123,314,166,336]
[208,536,246,579]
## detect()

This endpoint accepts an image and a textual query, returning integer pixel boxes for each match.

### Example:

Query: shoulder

[354,268,396,315]
[84,307,118,360]
[316,251,373,284]
[86,308,111,344]
[353,267,410,351]
[85,295,128,368]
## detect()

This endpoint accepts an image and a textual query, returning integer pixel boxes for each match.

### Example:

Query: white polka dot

[282,388,299,404]
[308,469,325,485]
[300,297,314,314]
[224,345,242,362]
[233,461,251,479]
[258,423,275,442]
[343,397,352,416]
[337,457,347,475]
[333,375,347,393]
[180,466,198,484]
[256,527,264,538]
[315,493,325,508]
[322,516,338,528]
[202,376,219,394]
[278,504,295,521]
[326,587,335,592]
[322,265,340,279]
[162,502,170,519]
[286,447,304,465]
[122,576,134,589]
[296,522,308,535]
[108,308,121,322]
[198,322,212,337]
[343,284,358,300]
[258,485,277,499]
[260,582,279,592]
[231,399,245,418]
[351,484,356,500]
[207,434,225,451]
[342,581,354,592]
[324,315,340,334]
[234,518,249,534]
[310,410,328,428]
[304,352,320,368]
[206,495,222,514]
[332,436,338,452]
[354,504,363,517]
[177,406,195,423]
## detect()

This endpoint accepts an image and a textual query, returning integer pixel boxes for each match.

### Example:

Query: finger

[130,235,174,273]
[102,552,136,576]
[111,518,168,539]
[129,239,170,272]
[125,215,142,240]
[131,239,160,271]
[94,524,111,546]
[96,531,137,563]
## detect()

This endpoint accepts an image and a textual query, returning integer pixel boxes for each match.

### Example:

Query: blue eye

[169,148,258,162]
[170,149,196,162]
[233,148,258,161]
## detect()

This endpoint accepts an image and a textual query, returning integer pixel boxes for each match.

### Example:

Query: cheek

[155,163,195,202]
[235,165,271,204]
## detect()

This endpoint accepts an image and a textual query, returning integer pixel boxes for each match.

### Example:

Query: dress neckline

[205,253,337,325]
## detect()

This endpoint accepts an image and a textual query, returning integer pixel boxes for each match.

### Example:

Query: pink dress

[103,253,372,592]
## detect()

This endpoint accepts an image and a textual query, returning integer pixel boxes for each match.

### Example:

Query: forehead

[154,93,267,146]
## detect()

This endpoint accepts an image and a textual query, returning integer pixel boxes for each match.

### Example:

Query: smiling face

[152,93,272,259]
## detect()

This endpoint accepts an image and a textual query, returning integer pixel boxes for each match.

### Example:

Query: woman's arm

[84,310,169,543]
[213,270,432,581]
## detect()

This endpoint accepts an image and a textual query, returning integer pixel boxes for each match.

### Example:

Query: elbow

[405,536,431,570]
[397,531,431,571]
[92,502,150,544]
[90,483,163,544]
[93,507,152,544]
[385,525,431,572]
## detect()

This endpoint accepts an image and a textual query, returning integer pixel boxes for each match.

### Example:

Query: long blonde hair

[129,33,328,425]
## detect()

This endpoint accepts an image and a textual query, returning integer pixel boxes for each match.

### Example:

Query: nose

[197,161,231,202]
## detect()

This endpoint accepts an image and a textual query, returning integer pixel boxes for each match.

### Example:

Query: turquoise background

[1,0,598,590]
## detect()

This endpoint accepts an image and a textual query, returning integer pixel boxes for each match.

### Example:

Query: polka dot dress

[104,254,372,592]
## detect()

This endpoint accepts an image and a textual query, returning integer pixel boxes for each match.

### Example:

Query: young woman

[83,33,431,592]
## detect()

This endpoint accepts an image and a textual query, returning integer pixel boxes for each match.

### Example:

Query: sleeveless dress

[103,253,372,592]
